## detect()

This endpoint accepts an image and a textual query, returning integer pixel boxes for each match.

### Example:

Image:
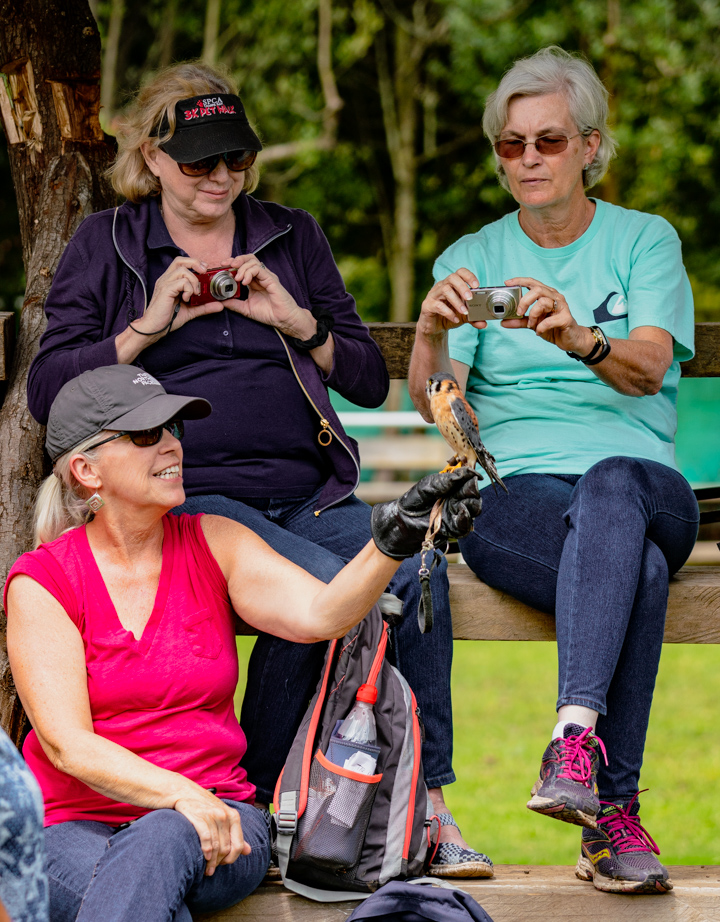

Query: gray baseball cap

[47,365,212,462]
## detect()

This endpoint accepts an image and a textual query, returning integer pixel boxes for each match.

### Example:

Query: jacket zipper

[112,207,149,316]
[113,210,356,513]
[251,223,292,257]
[111,210,294,316]
[274,330,361,516]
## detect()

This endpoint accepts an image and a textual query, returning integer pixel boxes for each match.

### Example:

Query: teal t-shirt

[438,199,695,480]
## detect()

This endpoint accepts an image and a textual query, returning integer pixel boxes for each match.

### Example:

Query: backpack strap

[275,789,298,881]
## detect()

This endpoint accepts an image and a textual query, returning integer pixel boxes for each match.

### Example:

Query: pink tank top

[4,513,255,826]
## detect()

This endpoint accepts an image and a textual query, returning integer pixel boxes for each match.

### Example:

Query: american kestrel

[426,372,507,491]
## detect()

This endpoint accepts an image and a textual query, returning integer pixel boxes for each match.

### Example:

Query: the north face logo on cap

[133,372,159,387]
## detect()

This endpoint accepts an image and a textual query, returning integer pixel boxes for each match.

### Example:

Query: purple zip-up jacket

[27,194,390,513]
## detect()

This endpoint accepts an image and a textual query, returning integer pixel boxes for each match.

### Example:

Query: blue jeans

[459,456,699,803]
[45,801,270,921]
[176,488,454,798]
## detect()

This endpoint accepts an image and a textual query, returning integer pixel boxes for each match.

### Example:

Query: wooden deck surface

[194,865,720,921]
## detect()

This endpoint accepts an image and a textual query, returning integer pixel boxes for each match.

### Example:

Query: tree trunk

[376,22,419,324]
[158,0,179,69]
[0,0,116,744]
[203,0,222,65]
[100,0,125,126]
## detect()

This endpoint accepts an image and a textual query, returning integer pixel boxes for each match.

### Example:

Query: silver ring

[260,262,266,269]
[552,299,558,312]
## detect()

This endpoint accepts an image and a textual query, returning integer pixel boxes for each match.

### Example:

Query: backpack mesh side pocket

[292,750,382,874]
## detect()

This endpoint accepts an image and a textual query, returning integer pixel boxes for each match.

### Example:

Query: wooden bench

[2,318,717,918]
[196,866,720,921]
[222,322,720,920]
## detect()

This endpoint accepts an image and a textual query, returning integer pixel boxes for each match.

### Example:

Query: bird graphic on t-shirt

[425,371,507,492]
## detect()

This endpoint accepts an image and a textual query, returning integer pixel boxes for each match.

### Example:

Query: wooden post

[0,0,116,743]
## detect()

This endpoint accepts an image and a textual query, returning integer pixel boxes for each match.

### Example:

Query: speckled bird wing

[448,391,507,491]
[448,393,482,459]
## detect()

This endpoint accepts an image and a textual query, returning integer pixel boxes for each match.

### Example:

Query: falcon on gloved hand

[425,371,507,492]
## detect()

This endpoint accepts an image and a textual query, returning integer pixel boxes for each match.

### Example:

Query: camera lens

[209,271,238,301]
[487,289,517,317]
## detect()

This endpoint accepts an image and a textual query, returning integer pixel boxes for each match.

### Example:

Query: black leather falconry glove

[370,467,482,560]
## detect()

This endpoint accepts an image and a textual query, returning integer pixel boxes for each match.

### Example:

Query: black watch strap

[567,326,611,365]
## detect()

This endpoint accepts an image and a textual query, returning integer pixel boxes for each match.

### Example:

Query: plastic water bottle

[337,684,377,745]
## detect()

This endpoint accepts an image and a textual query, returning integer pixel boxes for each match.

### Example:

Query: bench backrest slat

[367,322,720,379]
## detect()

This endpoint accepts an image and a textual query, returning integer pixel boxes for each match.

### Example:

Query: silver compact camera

[466,286,522,321]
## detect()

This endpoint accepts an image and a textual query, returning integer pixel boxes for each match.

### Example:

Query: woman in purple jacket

[27,62,489,877]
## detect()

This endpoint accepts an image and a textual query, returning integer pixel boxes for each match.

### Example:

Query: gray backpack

[273,599,432,902]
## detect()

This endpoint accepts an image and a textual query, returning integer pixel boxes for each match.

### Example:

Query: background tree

[0,0,116,742]
[4,0,720,325]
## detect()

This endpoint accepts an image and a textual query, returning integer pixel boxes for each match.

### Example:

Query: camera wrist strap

[128,300,181,337]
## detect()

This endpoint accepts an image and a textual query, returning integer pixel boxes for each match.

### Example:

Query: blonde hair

[108,61,261,203]
[34,435,108,548]
[482,46,617,192]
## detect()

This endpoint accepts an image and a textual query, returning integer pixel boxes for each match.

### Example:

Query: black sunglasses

[85,420,184,453]
[493,133,584,159]
[177,149,258,177]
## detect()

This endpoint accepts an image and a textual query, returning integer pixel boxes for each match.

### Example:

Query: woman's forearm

[408,330,453,421]
[46,727,199,810]
[115,323,166,364]
[309,333,335,375]
[586,335,671,396]
[301,541,400,641]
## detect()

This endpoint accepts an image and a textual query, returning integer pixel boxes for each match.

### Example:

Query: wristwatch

[567,326,611,365]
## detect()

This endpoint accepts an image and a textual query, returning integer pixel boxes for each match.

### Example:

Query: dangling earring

[85,492,105,513]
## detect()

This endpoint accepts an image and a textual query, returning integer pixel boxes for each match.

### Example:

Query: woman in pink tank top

[4,364,481,922]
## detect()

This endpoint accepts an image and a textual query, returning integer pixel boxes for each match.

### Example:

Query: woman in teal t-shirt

[409,46,699,896]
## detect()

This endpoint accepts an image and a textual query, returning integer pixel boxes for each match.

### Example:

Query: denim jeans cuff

[556,696,607,716]
[425,771,456,789]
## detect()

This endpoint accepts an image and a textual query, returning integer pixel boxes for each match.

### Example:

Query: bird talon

[439,461,463,474]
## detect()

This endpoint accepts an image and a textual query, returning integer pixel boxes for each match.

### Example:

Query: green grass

[235,637,720,865]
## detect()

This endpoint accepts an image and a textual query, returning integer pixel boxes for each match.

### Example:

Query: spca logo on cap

[183,97,236,120]
[133,372,160,387]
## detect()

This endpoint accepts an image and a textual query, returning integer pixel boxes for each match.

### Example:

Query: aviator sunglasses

[177,149,258,177]
[493,133,586,159]
[85,420,185,453]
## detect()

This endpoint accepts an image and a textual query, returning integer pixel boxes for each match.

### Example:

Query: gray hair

[482,46,617,191]
[33,435,108,548]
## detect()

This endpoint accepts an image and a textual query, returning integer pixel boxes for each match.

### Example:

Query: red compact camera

[189,267,238,306]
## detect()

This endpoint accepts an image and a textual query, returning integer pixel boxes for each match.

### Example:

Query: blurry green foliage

[3,0,720,321]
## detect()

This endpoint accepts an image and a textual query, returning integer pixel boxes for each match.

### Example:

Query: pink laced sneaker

[576,791,673,893]
[527,723,607,827]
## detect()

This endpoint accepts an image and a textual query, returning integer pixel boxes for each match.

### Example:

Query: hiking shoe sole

[527,780,598,828]
[576,854,674,893]
[427,858,494,879]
